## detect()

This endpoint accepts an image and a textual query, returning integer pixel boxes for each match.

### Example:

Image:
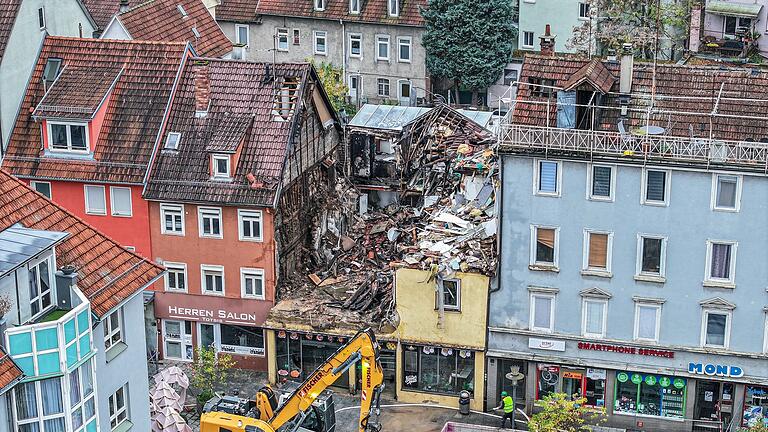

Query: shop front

[154,292,271,369]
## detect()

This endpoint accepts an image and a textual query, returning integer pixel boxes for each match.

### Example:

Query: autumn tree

[308,59,356,116]
[527,393,605,432]
[422,0,517,106]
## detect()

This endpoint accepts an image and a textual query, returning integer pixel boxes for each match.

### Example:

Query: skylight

[177,4,188,17]
[165,132,181,150]
[192,27,201,38]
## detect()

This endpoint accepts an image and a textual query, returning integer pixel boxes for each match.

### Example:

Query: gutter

[340,19,346,82]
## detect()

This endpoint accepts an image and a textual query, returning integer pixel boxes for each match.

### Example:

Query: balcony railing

[499,124,768,173]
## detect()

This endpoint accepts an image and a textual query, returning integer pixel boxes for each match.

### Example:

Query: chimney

[55,270,77,311]
[119,0,129,13]
[539,24,556,56]
[193,61,210,117]
[689,2,703,53]
[619,43,633,115]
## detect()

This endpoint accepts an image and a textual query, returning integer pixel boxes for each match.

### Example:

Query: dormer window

[314,0,325,11]
[177,4,188,16]
[388,0,399,17]
[350,0,360,14]
[48,121,88,153]
[212,154,231,178]
[42,58,62,89]
[165,132,181,150]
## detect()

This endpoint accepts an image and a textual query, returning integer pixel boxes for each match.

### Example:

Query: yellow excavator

[200,328,384,432]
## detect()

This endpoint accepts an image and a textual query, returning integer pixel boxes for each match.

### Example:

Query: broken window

[437,279,460,311]
[529,77,555,97]
[274,78,299,120]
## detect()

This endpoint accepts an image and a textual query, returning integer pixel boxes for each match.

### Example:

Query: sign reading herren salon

[154,292,270,326]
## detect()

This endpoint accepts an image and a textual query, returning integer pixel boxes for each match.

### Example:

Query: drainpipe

[340,19,346,88]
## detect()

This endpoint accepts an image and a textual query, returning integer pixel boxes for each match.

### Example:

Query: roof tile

[0,1,21,60]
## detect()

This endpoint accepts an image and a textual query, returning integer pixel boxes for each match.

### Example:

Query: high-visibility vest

[502,395,514,413]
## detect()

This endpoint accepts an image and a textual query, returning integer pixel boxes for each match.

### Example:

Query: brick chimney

[119,0,130,13]
[193,61,210,117]
[689,2,703,53]
[539,24,556,56]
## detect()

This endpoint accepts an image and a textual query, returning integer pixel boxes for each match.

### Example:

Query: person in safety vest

[496,390,515,429]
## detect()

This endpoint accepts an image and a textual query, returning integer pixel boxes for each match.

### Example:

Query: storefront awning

[707,1,762,18]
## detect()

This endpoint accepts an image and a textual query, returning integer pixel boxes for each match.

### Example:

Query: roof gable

[579,287,612,299]
[699,297,736,310]
[562,59,615,94]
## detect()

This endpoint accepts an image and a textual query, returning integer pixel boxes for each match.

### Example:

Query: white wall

[101,17,131,40]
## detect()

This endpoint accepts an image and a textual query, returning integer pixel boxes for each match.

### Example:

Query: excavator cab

[276,381,335,432]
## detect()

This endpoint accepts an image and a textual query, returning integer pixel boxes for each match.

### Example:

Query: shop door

[561,370,584,400]
[301,340,348,389]
[163,320,193,361]
[199,323,218,350]
[696,381,722,421]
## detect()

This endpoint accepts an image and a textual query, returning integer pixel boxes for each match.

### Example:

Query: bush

[528,393,605,432]
[191,347,236,406]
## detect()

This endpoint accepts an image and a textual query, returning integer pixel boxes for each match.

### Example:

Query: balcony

[498,124,768,174]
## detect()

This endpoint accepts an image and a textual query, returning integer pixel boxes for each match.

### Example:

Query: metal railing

[499,124,768,173]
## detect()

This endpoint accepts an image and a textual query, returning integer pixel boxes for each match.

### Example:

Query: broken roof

[33,66,122,119]
[217,0,427,27]
[116,0,232,58]
[0,169,165,317]
[2,37,189,184]
[349,105,495,132]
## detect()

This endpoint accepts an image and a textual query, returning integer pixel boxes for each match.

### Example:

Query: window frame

[237,209,264,242]
[240,267,266,300]
[30,181,52,199]
[581,298,607,338]
[582,229,613,275]
[164,262,188,292]
[349,0,360,14]
[398,79,412,102]
[164,132,181,150]
[38,7,46,29]
[530,293,556,333]
[377,78,391,97]
[160,203,185,236]
[704,240,737,286]
[534,159,562,197]
[700,309,731,349]
[211,154,231,179]
[764,313,768,354]
[12,378,66,432]
[641,168,671,206]
[197,206,223,239]
[108,384,129,430]
[28,253,54,320]
[348,33,362,58]
[522,31,535,49]
[711,173,742,212]
[104,308,124,352]
[388,0,399,16]
[235,24,250,47]
[313,31,327,55]
[292,29,300,45]
[47,121,89,153]
[109,186,133,217]
[529,224,560,269]
[436,279,461,312]
[276,28,289,52]
[83,185,107,216]
[348,75,361,99]
[578,2,590,19]
[397,36,412,62]
[201,264,225,296]
[633,303,661,342]
[635,234,667,280]
[586,164,615,202]
[376,34,390,61]
[314,0,325,11]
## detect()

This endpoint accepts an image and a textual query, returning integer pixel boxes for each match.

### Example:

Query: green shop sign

[617,372,629,383]
[645,375,657,386]
[631,374,643,384]
[659,376,671,387]
[674,378,686,389]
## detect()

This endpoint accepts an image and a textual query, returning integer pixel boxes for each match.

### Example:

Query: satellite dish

[505,365,525,385]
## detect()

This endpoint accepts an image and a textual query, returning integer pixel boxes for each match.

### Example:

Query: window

[579,2,590,19]
[503,68,518,87]
[712,174,741,212]
[177,4,188,16]
[28,255,53,318]
[13,378,66,432]
[109,186,132,217]
[376,35,390,60]
[48,122,88,152]
[163,320,192,361]
[535,366,607,407]
[535,159,561,196]
[582,299,607,338]
[314,0,325,11]
[241,268,265,299]
[397,37,411,62]
[164,132,181,150]
[38,7,45,29]
[43,58,62,85]
[529,77,556,97]
[583,230,612,274]
[69,359,96,432]
[637,235,666,279]
[164,262,187,292]
[212,154,231,178]
[642,169,669,206]
[349,75,361,100]
[348,33,362,57]
[104,309,123,352]
[350,0,360,14]
[108,385,129,429]
[84,185,106,215]
[313,31,327,55]
[523,31,535,48]
[634,303,661,342]
[292,29,300,45]
[401,345,475,396]
[530,293,555,332]
[198,207,222,238]
[530,225,558,268]
[160,203,185,235]
[724,16,751,38]
[588,165,614,201]
[238,209,263,241]
[398,80,411,102]
[705,241,737,285]
[277,28,289,51]
[201,265,224,295]
[235,24,249,47]
[30,181,51,199]
[702,310,730,348]
[377,78,390,97]
[614,371,686,418]
[388,0,399,16]
[436,279,460,311]
[220,324,265,356]
[191,26,200,38]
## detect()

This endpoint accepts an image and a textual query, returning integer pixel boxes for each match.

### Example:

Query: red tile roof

[2,37,189,184]
[0,348,22,394]
[144,59,337,206]
[118,0,232,58]
[217,0,427,27]
[514,54,768,142]
[562,59,615,94]
[0,1,21,60]
[33,66,122,119]
[0,169,165,317]
[82,0,128,29]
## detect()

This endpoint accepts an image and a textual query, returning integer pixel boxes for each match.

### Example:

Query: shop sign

[577,341,674,358]
[155,292,270,326]
[562,371,583,379]
[688,363,743,378]
[586,368,606,380]
[219,344,265,356]
[529,338,566,352]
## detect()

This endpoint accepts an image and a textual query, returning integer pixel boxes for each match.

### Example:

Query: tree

[308,59,356,117]
[567,0,693,59]
[422,0,517,106]
[527,393,605,432]
[191,347,236,406]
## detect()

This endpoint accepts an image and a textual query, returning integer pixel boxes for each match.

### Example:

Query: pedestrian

[497,390,515,429]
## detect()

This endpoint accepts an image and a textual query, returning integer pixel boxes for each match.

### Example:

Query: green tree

[308,60,356,116]
[191,347,236,405]
[422,0,517,106]
[528,393,605,432]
